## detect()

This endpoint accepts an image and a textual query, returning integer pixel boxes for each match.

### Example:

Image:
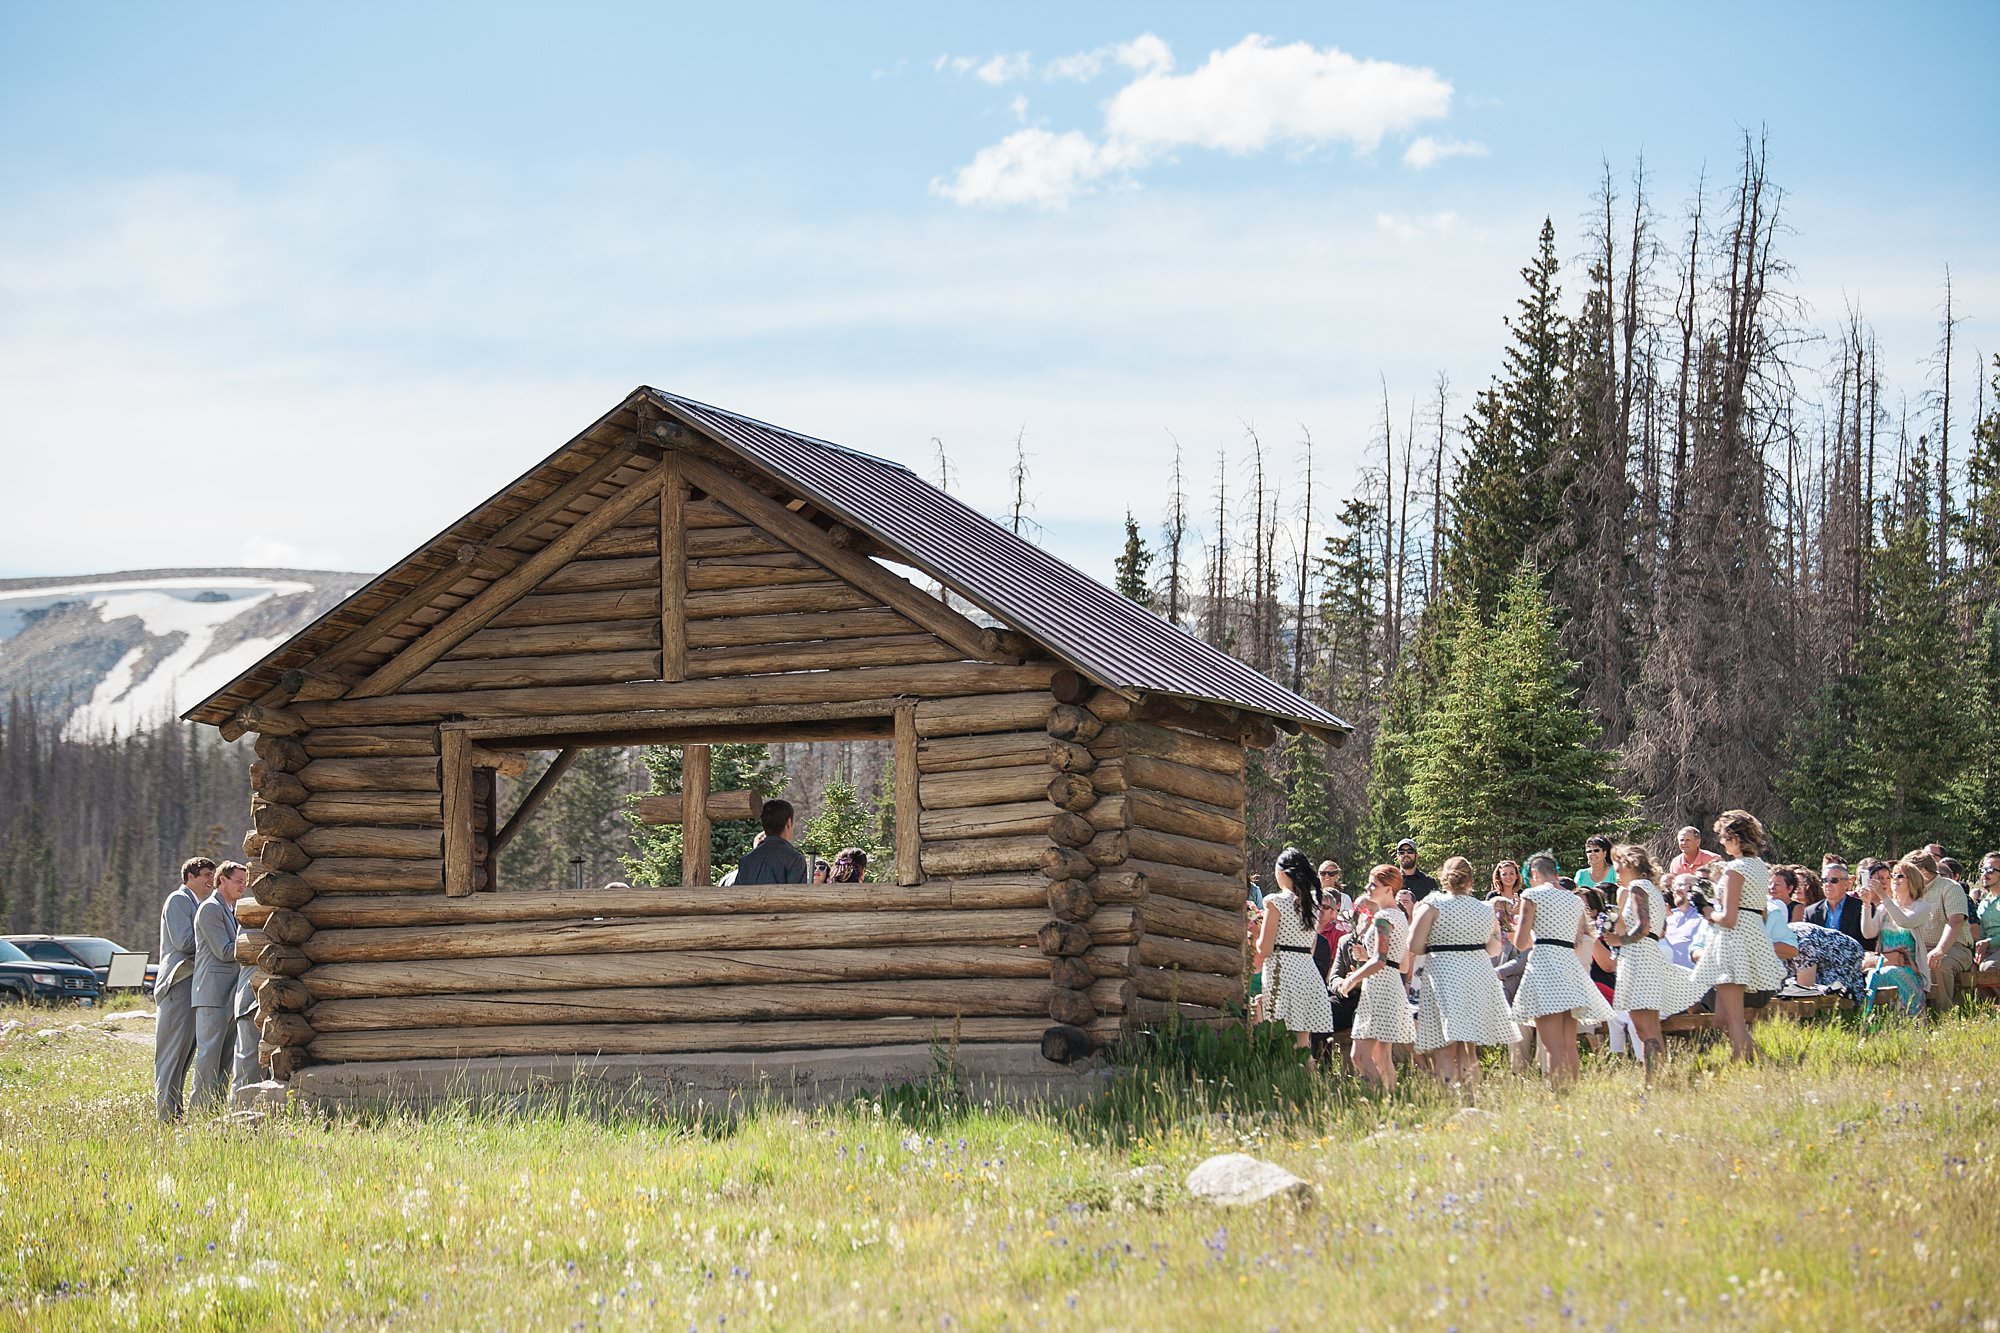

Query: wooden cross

[627,743,765,887]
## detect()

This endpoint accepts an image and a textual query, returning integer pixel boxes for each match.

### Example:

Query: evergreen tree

[1443,219,1571,617]
[1315,496,1382,718]
[801,779,883,868]
[1838,465,1969,851]
[502,747,634,890]
[1277,734,1338,860]
[1357,597,1457,860]
[1405,564,1634,869]
[621,743,786,885]
[1952,606,2000,854]
[1113,510,1156,607]
[1773,677,1868,857]
[871,758,899,857]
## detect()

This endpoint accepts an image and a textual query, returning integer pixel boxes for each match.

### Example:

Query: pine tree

[1405,565,1633,870]
[871,757,899,855]
[1951,606,2000,853]
[1113,510,1155,608]
[801,779,883,868]
[1838,461,1969,851]
[1277,734,1337,860]
[621,743,786,885]
[1443,220,1572,617]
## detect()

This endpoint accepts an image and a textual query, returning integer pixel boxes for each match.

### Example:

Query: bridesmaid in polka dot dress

[1688,810,1789,1064]
[1334,864,1415,1094]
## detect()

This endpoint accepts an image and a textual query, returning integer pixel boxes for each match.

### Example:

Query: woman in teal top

[1575,835,1616,891]
[1863,928,1927,1022]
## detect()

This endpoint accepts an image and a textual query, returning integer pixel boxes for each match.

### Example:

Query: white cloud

[1046,33,1175,82]
[934,50,1032,84]
[1376,210,1461,240]
[1008,94,1029,124]
[931,129,1114,209]
[1403,135,1489,168]
[936,34,1457,206]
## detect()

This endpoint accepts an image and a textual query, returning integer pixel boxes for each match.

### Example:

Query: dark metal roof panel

[647,388,1349,735]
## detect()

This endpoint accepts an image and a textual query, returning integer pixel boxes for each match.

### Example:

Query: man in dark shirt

[1396,838,1439,902]
[730,799,809,885]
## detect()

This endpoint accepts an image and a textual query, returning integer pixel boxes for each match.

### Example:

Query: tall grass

[3,1001,1996,1328]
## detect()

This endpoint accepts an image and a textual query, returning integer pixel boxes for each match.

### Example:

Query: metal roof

[647,388,1350,738]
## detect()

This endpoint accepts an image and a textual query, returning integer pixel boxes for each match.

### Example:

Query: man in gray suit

[155,856,215,1121]
[189,860,249,1112]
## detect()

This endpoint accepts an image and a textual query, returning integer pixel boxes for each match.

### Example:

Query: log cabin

[185,387,1350,1093]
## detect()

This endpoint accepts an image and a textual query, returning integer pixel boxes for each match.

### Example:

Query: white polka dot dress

[1350,906,1417,1044]
[1611,879,1701,1017]
[1688,857,1789,993]
[1260,890,1335,1035]
[1414,894,1515,1051]
[1509,885,1616,1024]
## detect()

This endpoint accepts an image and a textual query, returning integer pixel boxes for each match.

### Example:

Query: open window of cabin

[438,702,921,895]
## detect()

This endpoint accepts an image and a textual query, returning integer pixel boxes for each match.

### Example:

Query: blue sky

[2,3,1994,579]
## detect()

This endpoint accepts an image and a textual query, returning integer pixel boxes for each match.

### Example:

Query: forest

[5,133,1995,952]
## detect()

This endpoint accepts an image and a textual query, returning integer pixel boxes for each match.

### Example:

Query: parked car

[0,938,102,1006]
[5,935,158,994]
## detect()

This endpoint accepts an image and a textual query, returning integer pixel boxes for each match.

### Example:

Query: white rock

[34,1027,66,1041]
[1184,1153,1314,1208]
[96,1010,156,1026]
[1451,1106,1496,1128]
[0,1020,21,1042]
[231,1080,290,1112]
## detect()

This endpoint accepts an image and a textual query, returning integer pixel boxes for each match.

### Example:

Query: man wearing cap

[1395,838,1439,902]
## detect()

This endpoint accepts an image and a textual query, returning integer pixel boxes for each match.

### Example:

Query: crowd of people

[1247,813,2000,1091]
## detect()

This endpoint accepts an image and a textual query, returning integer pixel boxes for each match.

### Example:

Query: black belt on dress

[1276,944,1314,954]
[1736,906,1764,917]
[1532,937,1576,948]
[1428,943,1487,952]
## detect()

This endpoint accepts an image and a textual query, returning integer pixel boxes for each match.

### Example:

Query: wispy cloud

[933,34,1457,208]
[933,51,1033,86]
[1376,210,1461,239]
[1403,135,1488,169]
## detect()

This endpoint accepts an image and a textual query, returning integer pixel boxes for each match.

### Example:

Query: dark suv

[0,937,102,1006]
[5,935,158,994]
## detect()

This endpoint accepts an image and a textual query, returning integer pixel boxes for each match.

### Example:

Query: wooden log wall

[214,419,1278,1077]
[1036,674,1259,1055]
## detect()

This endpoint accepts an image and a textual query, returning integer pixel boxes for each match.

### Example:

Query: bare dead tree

[1292,426,1316,693]
[1160,432,1188,627]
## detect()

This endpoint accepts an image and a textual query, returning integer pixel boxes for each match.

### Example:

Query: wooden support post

[682,743,712,889]
[895,702,921,886]
[442,731,475,898]
[660,454,688,682]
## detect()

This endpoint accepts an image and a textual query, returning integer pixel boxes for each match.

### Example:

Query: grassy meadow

[3,1002,1997,1330]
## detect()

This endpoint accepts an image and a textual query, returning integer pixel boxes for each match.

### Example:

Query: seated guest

[1975,852,2000,974]
[1763,867,1801,964]
[831,847,869,884]
[1668,826,1722,882]
[1663,876,1706,968]
[1788,921,1867,1004]
[1810,862,1866,943]
[1862,929,1927,1022]
[1908,849,1975,1009]
[1793,866,1824,921]
[810,859,832,885]
[731,801,808,885]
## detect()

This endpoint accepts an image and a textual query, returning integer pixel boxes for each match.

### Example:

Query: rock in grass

[231,1080,289,1112]
[1184,1154,1314,1208]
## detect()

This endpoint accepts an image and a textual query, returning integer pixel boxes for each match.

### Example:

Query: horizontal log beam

[534,555,660,595]
[916,730,1048,774]
[303,727,440,759]
[293,882,1050,927]
[685,607,916,650]
[634,791,763,824]
[490,588,659,628]
[300,858,445,892]
[310,978,1057,1031]
[1122,754,1245,810]
[684,583,877,620]
[302,945,1050,999]
[403,650,661,694]
[1125,859,1250,911]
[919,836,1049,877]
[1133,966,1244,1010]
[918,801,1055,842]
[918,763,1054,810]
[1127,789,1247,846]
[297,791,441,827]
[685,558,828,592]
[914,692,1058,738]
[297,758,441,793]
[304,907,1057,963]
[1140,894,1246,949]
[686,634,958,679]
[1138,934,1245,976]
[308,1015,1057,1063]
[445,620,661,661]
[449,698,903,745]
[1127,827,1246,877]
[292,663,1057,728]
[298,827,444,860]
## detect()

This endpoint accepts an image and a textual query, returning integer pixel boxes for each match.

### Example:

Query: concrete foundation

[289,1041,1115,1115]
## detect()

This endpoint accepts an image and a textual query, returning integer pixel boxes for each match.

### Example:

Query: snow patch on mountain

[0,571,362,736]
